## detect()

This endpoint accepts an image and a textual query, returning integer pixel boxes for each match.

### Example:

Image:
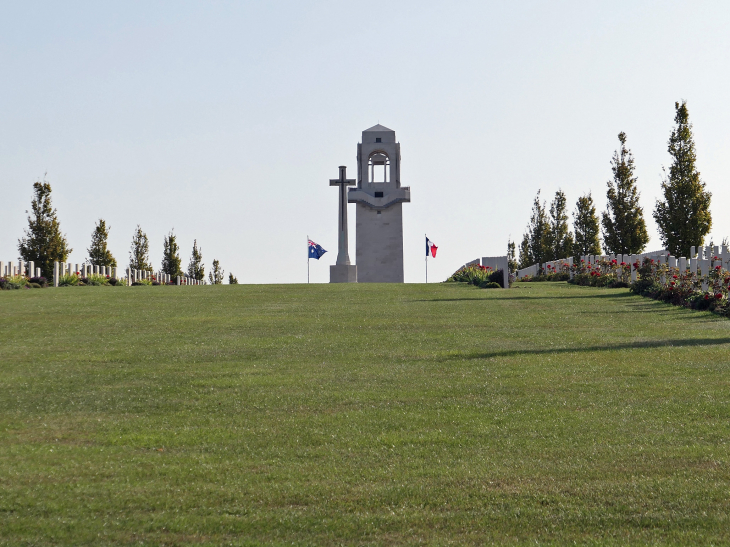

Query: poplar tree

[653,101,712,257]
[187,239,205,281]
[161,231,182,277]
[601,132,649,254]
[518,233,531,270]
[572,193,602,257]
[209,259,224,285]
[129,225,152,271]
[86,219,116,267]
[548,189,574,259]
[228,273,239,284]
[18,180,72,277]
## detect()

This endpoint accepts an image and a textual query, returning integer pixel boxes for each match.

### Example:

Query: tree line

[16,183,236,284]
[517,101,713,271]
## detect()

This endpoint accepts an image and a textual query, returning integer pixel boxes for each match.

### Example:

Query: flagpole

[307,235,310,284]
[425,233,428,284]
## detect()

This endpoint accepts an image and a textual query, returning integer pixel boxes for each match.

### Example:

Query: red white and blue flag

[308,239,327,259]
[426,237,438,258]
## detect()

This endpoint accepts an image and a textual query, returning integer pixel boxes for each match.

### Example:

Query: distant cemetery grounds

[2,281,730,545]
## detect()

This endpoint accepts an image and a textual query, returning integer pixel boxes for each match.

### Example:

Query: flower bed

[446,264,508,288]
[568,258,631,288]
[628,257,729,317]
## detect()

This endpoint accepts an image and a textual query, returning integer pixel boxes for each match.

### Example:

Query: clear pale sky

[2,1,728,283]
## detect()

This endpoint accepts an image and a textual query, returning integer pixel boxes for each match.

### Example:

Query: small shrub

[447,265,509,288]
[28,282,42,289]
[86,274,111,286]
[108,277,119,286]
[630,279,655,296]
[2,275,30,289]
[488,269,506,287]
[58,274,80,286]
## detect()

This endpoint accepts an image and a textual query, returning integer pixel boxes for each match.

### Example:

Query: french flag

[426,237,438,258]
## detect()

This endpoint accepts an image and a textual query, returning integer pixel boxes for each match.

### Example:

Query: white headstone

[700,259,709,291]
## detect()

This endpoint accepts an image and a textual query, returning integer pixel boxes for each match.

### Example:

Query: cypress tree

[161,231,182,277]
[187,239,205,281]
[653,101,712,257]
[86,219,117,267]
[18,180,72,277]
[601,132,649,254]
[517,191,552,271]
[507,238,518,274]
[209,259,224,285]
[572,193,602,257]
[548,189,574,259]
[228,273,239,284]
[528,191,551,272]
[129,225,152,271]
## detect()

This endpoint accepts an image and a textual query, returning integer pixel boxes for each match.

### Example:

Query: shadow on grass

[414,292,636,302]
[438,337,730,361]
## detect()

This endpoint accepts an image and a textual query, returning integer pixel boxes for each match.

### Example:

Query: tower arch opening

[368,152,390,183]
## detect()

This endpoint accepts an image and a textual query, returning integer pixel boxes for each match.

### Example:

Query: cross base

[330,264,357,283]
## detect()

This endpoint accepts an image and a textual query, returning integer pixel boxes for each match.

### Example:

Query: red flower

[716,293,723,300]
[620,262,626,266]
[715,265,722,270]
[673,275,678,279]
[704,294,710,300]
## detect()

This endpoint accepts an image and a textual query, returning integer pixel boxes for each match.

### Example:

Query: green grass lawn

[1,281,730,545]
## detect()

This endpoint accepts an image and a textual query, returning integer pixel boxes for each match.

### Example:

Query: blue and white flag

[308,239,327,259]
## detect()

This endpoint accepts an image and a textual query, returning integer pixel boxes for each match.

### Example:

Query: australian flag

[308,239,327,259]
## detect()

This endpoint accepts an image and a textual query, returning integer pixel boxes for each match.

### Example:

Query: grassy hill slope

[1,282,730,545]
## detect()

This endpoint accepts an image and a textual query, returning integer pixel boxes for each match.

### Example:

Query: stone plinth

[330,264,357,283]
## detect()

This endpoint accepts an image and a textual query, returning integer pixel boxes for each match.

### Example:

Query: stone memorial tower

[347,124,411,283]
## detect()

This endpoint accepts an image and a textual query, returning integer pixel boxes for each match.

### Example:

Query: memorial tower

[347,124,411,283]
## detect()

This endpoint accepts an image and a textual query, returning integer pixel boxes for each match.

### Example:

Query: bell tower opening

[368,153,390,183]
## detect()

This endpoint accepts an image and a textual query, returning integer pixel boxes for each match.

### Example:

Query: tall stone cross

[330,166,355,266]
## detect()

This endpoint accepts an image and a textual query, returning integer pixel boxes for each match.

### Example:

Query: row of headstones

[516,257,574,279]
[462,256,510,288]
[579,246,730,290]
[517,245,730,280]
[44,261,204,287]
[125,268,203,286]
[53,261,119,282]
[1,260,42,279]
